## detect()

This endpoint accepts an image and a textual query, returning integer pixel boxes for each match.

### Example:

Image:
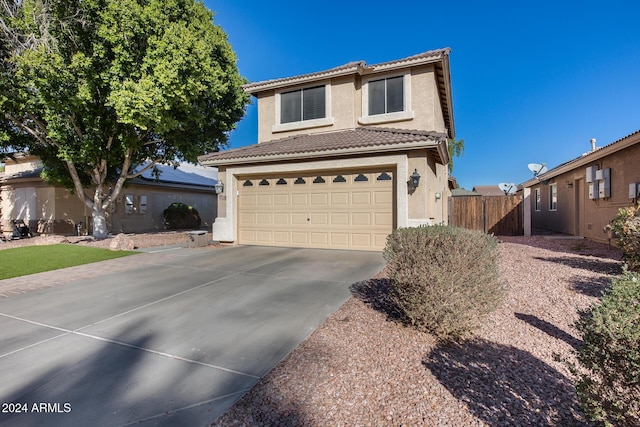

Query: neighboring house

[520,130,640,242]
[451,188,479,196]
[198,48,455,251]
[0,153,218,237]
[472,185,505,196]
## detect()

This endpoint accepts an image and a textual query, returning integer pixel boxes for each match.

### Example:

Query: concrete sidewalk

[0,245,385,426]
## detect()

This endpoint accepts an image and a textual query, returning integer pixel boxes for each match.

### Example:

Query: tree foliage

[0,0,249,237]
[447,138,464,173]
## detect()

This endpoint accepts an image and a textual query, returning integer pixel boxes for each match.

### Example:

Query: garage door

[238,170,394,251]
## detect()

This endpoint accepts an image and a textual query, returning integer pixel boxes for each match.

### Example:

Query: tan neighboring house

[0,153,218,237]
[520,130,640,242]
[198,48,455,251]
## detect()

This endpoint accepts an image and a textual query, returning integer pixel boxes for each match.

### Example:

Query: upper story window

[368,76,404,115]
[359,73,413,125]
[273,82,333,133]
[281,86,325,123]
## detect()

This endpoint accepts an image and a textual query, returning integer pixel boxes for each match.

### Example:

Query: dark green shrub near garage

[163,202,201,230]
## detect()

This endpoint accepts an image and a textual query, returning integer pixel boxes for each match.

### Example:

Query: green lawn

[0,245,137,280]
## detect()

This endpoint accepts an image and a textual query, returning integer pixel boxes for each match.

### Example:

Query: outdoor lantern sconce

[410,169,421,189]
[214,180,224,194]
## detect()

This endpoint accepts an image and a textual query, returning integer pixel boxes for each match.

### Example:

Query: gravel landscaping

[211,236,623,427]
[0,232,624,425]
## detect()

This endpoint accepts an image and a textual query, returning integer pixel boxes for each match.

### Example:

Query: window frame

[273,81,333,133]
[549,183,557,211]
[359,72,414,125]
[534,188,541,212]
[124,194,135,214]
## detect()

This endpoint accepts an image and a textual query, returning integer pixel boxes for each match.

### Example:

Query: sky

[203,0,640,190]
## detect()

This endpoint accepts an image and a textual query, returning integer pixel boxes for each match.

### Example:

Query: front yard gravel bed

[212,236,622,426]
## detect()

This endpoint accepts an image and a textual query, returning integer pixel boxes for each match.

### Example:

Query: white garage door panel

[238,170,393,251]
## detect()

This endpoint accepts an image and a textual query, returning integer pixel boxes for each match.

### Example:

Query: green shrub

[608,204,640,272]
[163,202,201,230]
[383,225,505,341]
[573,270,640,426]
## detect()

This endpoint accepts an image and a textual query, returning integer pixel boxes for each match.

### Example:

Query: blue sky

[204,0,640,190]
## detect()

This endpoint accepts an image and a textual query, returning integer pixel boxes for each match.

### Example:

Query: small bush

[383,225,505,341]
[608,203,640,272]
[573,270,640,426]
[163,202,201,230]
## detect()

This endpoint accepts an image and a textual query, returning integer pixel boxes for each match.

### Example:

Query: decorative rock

[109,233,135,251]
[36,235,70,245]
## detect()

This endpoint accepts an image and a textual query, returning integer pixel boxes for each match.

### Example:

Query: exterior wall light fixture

[214,180,224,194]
[410,169,421,188]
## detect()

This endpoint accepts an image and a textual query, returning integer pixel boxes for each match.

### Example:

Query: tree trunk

[92,205,109,239]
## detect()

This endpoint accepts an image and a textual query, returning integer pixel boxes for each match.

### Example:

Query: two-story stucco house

[198,48,455,251]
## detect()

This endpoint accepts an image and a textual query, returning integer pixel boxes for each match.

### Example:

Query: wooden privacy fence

[448,195,523,236]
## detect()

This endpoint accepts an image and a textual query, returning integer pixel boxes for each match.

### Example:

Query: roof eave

[200,139,447,167]
[243,63,365,94]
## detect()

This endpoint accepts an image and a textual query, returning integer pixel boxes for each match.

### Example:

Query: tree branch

[64,158,93,207]
[69,112,83,139]
[4,113,50,146]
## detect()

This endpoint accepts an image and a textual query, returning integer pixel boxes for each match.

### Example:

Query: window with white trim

[549,184,557,211]
[534,188,541,211]
[369,76,404,115]
[359,73,413,124]
[273,83,333,132]
[281,85,326,123]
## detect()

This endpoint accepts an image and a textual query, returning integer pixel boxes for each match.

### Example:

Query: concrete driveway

[0,245,385,426]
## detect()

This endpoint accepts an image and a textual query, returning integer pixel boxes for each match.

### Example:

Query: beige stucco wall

[529,141,640,243]
[254,64,445,143]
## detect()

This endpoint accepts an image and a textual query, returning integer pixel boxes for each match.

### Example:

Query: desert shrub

[573,270,640,427]
[163,202,201,230]
[608,204,640,272]
[383,225,505,341]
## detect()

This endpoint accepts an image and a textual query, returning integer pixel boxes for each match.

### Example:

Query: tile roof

[472,185,506,196]
[198,127,448,165]
[243,49,450,94]
[136,162,217,187]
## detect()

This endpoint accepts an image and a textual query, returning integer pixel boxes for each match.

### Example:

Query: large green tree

[0,0,249,238]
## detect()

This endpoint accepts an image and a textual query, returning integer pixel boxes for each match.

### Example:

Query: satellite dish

[498,183,517,195]
[528,163,548,178]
